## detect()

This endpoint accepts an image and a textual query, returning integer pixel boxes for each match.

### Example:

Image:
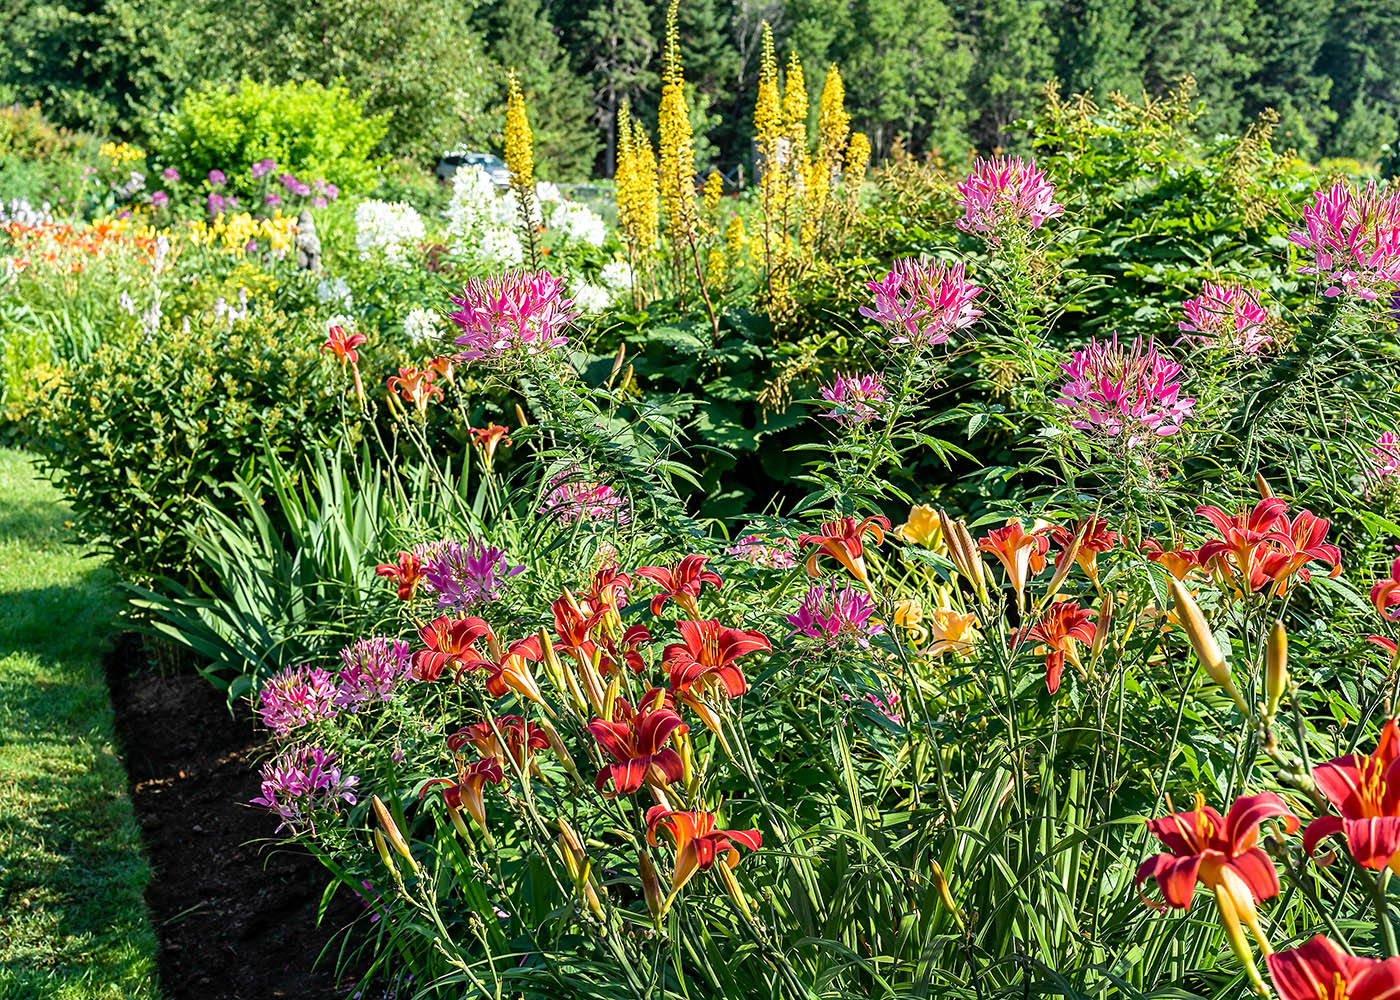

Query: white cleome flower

[478,226,524,267]
[403,307,442,346]
[572,281,614,313]
[549,200,607,248]
[354,200,426,265]
[316,277,353,307]
[599,259,633,292]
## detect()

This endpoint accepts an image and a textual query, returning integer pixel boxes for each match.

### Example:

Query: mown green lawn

[0,448,160,999]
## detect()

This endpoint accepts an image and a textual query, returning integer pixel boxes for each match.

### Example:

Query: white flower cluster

[316,277,353,309]
[549,200,607,248]
[403,307,442,346]
[569,259,634,314]
[0,198,54,226]
[355,200,426,265]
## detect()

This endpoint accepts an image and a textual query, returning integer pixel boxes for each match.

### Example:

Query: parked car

[435,150,510,187]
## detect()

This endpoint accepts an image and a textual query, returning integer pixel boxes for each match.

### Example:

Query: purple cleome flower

[256,663,340,736]
[819,372,887,425]
[422,537,525,612]
[252,158,277,179]
[336,637,412,708]
[250,745,358,832]
[786,579,884,646]
[208,169,226,186]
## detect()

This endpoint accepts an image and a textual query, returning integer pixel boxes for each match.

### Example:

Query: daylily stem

[1375,869,1399,958]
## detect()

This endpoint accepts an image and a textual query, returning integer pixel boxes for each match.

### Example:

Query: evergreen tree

[1320,0,1400,160]
[1241,0,1332,157]
[1056,0,1145,98]
[967,0,1054,150]
[487,0,600,178]
[1136,0,1258,137]
[580,0,658,175]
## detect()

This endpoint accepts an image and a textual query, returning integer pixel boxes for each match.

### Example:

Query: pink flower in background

[1178,282,1275,355]
[161,167,179,183]
[207,169,226,186]
[786,580,884,646]
[1055,335,1195,445]
[422,536,525,611]
[256,664,341,736]
[150,190,168,208]
[449,269,577,363]
[252,158,276,179]
[819,372,887,425]
[1289,179,1400,299]
[250,745,358,832]
[955,156,1064,236]
[1369,431,1400,490]
[865,691,902,724]
[859,258,983,348]
[335,637,412,708]
[539,467,630,525]
[726,534,798,570]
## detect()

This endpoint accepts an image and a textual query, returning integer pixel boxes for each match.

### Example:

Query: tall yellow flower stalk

[615,99,658,306]
[806,64,850,249]
[656,0,719,337]
[753,23,786,304]
[504,70,540,268]
[782,50,809,204]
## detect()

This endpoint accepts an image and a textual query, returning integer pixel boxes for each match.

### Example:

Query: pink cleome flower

[422,536,525,612]
[1054,335,1196,445]
[448,268,578,363]
[336,637,412,709]
[786,579,885,646]
[1369,431,1400,490]
[256,663,340,736]
[819,372,887,425]
[539,467,631,525]
[726,534,798,569]
[1178,282,1275,355]
[955,156,1064,237]
[250,745,359,833]
[859,258,982,348]
[1288,179,1400,300]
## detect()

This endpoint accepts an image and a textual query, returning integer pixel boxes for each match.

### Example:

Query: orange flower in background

[799,515,891,594]
[375,549,425,601]
[1049,518,1118,586]
[448,715,549,769]
[637,555,723,617]
[1263,507,1342,594]
[1014,601,1096,693]
[1195,498,1340,596]
[463,635,548,706]
[1267,935,1400,1000]
[977,519,1053,611]
[428,355,455,383]
[386,365,442,415]
[1142,538,1202,581]
[324,324,366,365]
[645,806,762,891]
[468,423,512,468]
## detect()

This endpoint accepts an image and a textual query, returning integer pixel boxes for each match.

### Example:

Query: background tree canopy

[2,0,1396,176]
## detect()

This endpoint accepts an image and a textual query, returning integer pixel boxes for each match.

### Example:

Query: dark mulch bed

[106,634,360,1000]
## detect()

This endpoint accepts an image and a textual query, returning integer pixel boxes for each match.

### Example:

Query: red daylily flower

[977,519,1054,611]
[387,365,443,415]
[1263,508,1342,593]
[645,806,762,891]
[468,423,511,467]
[1049,518,1118,586]
[324,324,366,364]
[422,757,503,833]
[1267,935,1400,1000]
[411,615,493,681]
[1142,538,1203,581]
[636,555,722,618]
[799,516,891,593]
[1372,557,1400,621]
[1304,720,1400,873]
[463,635,547,706]
[608,623,652,675]
[586,563,634,619]
[375,549,424,601]
[1015,601,1096,693]
[448,715,549,768]
[662,620,771,698]
[1137,792,1296,911]
[1196,497,1293,590]
[587,699,688,796]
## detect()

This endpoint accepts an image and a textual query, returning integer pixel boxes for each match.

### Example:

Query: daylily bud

[676,727,695,786]
[447,804,471,840]
[372,794,418,874]
[541,718,581,781]
[1168,580,1250,717]
[538,628,565,690]
[1255,472,1273,499]
[716,857,753,920]
[1041,531,1081,606]
[514,403,529,427]
[372,829,396,875]
[1265,621,1288,717]
[929,860,964,928]
[1090,592,1112,665]
[638,850,665,921]
[608,342,627,386]
[602,672,621,718]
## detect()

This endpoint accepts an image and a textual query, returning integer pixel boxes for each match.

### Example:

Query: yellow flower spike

[703,170,723,215]
[1168,579,1250,717]
[1265,621,1288,717]
[657,0,697,247]
[504,70,534,196]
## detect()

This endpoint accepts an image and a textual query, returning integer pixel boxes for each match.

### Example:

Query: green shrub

[156,79,388,195]
[32,305,361,583]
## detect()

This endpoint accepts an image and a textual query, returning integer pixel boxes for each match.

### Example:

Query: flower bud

[1090,591,1113,665]
[373,829,396,874]
[1265,621,1288,717]
[716,857,753,920]
[1041,531,1080,606]
[638,850,665,920]
[447,804,471,840]
[1168,580,1250,717]
[1255,472,1273,499]
[372,794,420,874]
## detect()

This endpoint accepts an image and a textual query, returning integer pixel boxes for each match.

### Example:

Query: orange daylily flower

[645,806,762,892]
[977,519,1053,611]
[386,365,443,415]
[468,423,512,468]
[799,515,891,594]
[1014,601,1096,692]
[375,549,425,601]
[636,555,723,618]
